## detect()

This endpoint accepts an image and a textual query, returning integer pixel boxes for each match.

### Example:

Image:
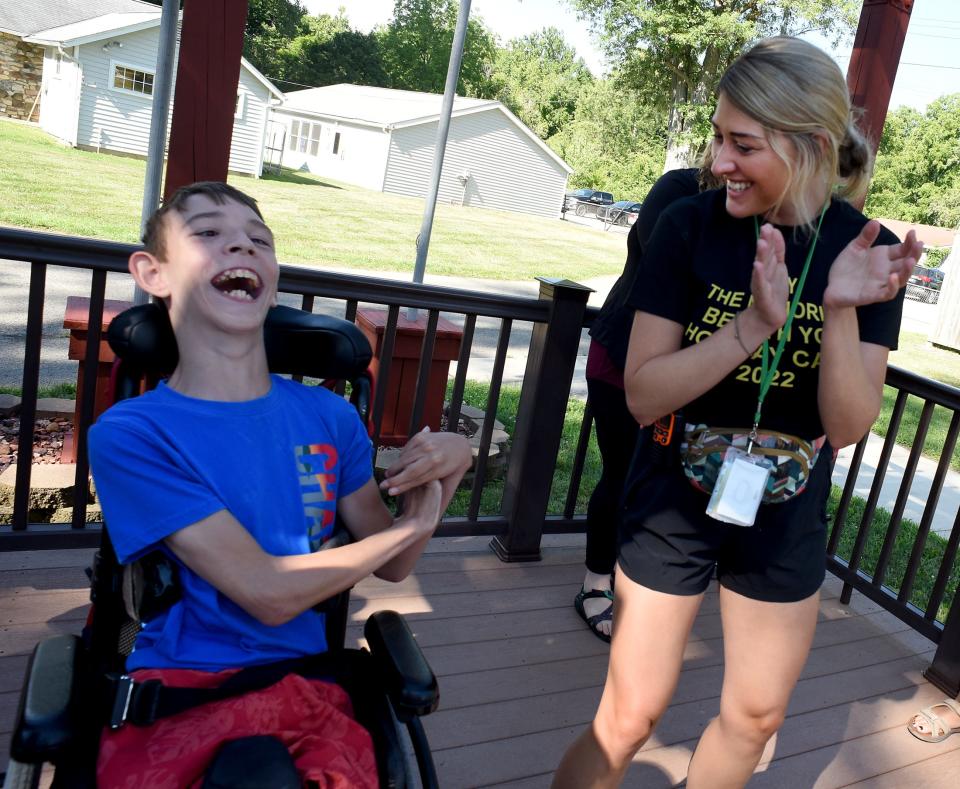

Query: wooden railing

[0,227,594,559]
[1,225,958,693]
[827,366,960,696]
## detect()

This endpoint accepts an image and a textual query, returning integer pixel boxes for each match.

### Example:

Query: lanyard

[747,201,829,452]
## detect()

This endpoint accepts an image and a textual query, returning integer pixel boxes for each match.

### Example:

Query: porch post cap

[534,277,594,295]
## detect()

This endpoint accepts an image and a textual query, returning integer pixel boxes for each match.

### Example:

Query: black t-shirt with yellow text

[627,189,904,441]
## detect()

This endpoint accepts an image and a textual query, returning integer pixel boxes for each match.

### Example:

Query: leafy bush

[926,247,950,268]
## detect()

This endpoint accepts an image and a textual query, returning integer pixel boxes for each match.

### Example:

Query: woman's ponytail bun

[837,123,873,201]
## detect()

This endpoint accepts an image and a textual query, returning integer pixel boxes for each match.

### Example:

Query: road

[0,247,940,397]
[0,215,624,394]
[0,260,134,387]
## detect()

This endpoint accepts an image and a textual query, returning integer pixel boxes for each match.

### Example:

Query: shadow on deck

[2,537,959,787]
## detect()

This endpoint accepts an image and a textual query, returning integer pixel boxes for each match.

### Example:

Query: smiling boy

[88,182,471,787]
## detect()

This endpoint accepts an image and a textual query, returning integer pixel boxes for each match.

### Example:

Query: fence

[827,366,960,695]
[0,227,595,560]
[0,225,958,693]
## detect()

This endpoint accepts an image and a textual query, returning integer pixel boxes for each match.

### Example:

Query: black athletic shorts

[617,447,831,603]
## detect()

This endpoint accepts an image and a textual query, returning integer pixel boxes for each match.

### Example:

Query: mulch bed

[0,415,71,474]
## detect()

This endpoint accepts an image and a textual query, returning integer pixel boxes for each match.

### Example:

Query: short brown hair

[143,182,264,258]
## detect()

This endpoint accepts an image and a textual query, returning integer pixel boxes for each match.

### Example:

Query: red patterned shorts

[97,667,377,789]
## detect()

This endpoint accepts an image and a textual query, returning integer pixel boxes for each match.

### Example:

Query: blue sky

[304,1,960,111]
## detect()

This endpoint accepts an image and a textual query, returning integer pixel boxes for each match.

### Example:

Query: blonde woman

[553,37,921,789]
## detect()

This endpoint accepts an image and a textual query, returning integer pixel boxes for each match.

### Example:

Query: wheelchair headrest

[107,303,372,380]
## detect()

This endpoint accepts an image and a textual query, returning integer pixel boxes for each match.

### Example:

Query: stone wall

[0,32,43,121]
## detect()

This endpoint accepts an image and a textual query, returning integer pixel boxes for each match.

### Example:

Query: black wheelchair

[4,304,440,789]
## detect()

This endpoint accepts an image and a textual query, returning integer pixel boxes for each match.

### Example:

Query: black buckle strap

[108,675,164,729]
[108,675,133,729]
[105,653,345,730]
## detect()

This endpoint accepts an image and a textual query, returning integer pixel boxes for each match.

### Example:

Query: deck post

[492,278,592,562]
[845,0,914,210]
[925,597,960,697]
[163,0,249,197]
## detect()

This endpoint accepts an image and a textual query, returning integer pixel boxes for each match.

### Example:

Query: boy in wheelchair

[86,182,472,787]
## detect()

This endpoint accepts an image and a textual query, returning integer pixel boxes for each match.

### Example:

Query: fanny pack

[681,424,825,504]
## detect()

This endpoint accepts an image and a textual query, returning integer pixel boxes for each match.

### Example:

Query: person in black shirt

[577,168,704,642]
[554,36,922,788]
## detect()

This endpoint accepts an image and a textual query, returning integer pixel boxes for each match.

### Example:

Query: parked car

[595,200,643,226]
[563,188,614,217]
[906,263,946,304]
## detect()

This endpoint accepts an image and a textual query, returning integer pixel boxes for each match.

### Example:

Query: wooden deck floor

[2,536,959,787]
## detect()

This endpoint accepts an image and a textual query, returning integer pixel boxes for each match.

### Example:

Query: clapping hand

[751,223,790,331]
[380,427,472,497]
[824,224,920,309]
[400,479,442,537]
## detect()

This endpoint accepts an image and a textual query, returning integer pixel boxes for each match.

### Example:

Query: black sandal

[574,587,614,643]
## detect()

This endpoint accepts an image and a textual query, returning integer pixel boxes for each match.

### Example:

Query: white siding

[73,27,267,175]
[228,69,270,176]
[273,109,390,191]
[384,108,569,219]
[75,27,162,155]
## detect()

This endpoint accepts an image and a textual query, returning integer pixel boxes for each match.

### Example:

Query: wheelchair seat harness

[107,652,345,729]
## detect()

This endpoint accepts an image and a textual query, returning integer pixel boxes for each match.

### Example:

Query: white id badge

[706,448,772,527]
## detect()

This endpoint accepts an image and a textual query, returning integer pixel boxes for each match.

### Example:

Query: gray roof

[280,84,495,128]
[0,0,157,37]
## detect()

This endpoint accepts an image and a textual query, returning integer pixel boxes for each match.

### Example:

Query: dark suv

[563,188,615,217]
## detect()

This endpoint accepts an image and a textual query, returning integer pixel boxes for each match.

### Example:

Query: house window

[235,93,245,120]
[111,63,154,97]
[289,119,321,156]
[332,132,341,155]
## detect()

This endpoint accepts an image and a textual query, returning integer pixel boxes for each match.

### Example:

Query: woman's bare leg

[686,586,819,789]
[552,567,704,788]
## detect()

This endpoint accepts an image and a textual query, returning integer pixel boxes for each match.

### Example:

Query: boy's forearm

[257,518,431,624]
[437,465,468,512]
[372,527,431,582]
[375,475,462,581]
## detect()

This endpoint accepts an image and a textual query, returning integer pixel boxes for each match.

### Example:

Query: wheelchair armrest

[10,634,83,763]
[364,611,438,722]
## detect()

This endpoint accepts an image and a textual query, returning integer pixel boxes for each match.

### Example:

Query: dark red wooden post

[846,0,914,206]
[163,0,250,199]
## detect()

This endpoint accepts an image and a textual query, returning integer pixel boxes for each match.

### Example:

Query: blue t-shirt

[88,375,373,671]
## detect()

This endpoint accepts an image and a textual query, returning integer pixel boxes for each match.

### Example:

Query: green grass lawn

[0,383,78,399]
[443,381,600,518]
[827,485,957,622]
[879,330,960,470]
[0,120,626,282]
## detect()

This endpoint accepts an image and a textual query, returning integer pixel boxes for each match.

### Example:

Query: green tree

[378,0,497,97]
[242,0,307,79]
[931,181,960,229]
[569,0,858,170]
[277,12,387,88]
[867,95,960,227]
[548,79,665,200]
[491,28,593,139]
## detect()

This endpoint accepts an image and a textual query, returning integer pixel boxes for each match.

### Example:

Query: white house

[271,84,573,219]
[0,0,154,121]
[23,10,283,177]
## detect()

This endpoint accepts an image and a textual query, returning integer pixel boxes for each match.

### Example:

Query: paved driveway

[0,252,939,395]
[0,260,134,387]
